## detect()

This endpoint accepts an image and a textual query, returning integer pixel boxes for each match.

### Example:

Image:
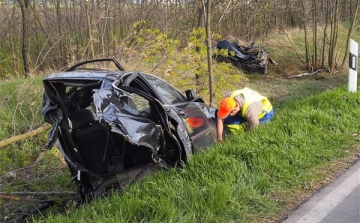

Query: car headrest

[68,109,95,131]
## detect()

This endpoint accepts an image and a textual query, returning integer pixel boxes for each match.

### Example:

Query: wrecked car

[214,40,278,74]
[41,58,229,201]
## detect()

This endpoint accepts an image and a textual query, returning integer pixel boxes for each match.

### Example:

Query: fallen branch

[287,69,325,79]
[0,123,50,149]
[3,200,55,223]
[0,191,76,196]
[0,194,54,202]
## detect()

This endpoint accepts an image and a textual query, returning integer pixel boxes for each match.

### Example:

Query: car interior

[56,82,154,176]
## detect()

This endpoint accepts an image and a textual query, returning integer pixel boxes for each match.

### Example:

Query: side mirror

[185,89,195,101]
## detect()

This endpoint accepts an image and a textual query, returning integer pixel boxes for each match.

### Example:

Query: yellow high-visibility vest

[230,87,272,119]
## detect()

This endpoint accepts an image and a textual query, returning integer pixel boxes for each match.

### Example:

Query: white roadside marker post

[348,39,358,92]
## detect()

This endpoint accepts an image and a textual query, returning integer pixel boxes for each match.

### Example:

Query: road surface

[282,159,360,223]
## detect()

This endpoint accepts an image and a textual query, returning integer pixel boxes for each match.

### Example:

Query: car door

[96,76,184,165]
[130,73,218,153]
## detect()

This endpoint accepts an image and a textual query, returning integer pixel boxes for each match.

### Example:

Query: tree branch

[0,123,50,149]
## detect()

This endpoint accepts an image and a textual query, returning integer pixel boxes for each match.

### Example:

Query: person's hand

[217,138,223,143]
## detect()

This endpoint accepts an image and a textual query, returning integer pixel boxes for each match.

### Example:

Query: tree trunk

[321,0,329,69]
[18,0,31,77]
[194,1,204,90]
[86,0,95,59]
[340,0,359,68]
[312,0,318,68]
[301,0,310,70]
[206,0,214,106]
[56,0,66,66]
[328,0,339,70]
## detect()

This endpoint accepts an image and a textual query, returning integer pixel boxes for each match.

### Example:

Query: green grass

[1,25,358,222]
[0,76,45,137]
[0,77,46,174]
[0,76,49,171]
[32,83,360,223]
[0,76,76,218]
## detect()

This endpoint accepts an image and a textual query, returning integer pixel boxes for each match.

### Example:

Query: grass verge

[32,79,360,223]
[0,76,76,220]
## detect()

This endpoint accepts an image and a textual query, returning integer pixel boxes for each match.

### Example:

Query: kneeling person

[216,87,274,142]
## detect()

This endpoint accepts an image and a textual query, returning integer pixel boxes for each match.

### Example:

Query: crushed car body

[214,39,278,74]
[41,58,229,201]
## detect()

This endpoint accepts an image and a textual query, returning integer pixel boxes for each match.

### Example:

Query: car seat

[68,109,123,175]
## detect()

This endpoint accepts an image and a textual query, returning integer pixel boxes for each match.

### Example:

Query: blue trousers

[224,109,274,125]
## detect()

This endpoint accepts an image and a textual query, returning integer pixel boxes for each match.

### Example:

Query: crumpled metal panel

[170,101,217,153]
[41,92,64,149]
[93,89,160,153]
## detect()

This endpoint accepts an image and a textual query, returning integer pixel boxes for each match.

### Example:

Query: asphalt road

[282,159,360,223]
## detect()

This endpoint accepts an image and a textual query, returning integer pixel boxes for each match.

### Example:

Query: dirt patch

[239,71,348,107]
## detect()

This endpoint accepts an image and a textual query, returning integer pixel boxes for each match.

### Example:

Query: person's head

[217,97,240,119]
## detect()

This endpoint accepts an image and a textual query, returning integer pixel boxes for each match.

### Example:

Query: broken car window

[143,75,186,105]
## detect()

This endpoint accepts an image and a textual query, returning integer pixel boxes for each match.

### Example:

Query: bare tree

[0,0,358,77]
[312,0,318,67]
[205,0,214,106]
[301,0,310,69]
[18,0,31,77]
[328,0,340,70]
[340,0,360,68]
